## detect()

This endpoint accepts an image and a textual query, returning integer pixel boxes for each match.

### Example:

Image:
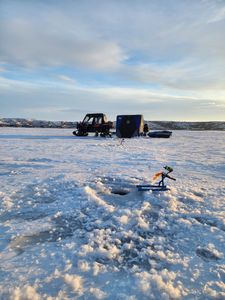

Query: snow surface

[0,128,224,299]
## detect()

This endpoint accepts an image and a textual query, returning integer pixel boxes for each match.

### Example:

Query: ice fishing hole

[111,189,130,196]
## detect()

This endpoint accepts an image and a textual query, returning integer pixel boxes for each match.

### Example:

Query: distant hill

[0,118,225,130]
[146,121,225,131]
[0,118,76,129]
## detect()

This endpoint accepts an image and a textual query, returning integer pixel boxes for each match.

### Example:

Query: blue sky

[0,0,225,121]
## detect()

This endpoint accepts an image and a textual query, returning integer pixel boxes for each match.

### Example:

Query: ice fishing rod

[136,165,176,192]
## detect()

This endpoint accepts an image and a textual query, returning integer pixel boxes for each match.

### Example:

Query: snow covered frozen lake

[0,128,224,299]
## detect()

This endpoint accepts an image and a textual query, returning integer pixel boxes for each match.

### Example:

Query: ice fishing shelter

[116,115,144,138]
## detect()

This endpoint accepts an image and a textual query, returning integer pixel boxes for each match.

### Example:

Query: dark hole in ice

[111,189,129,196]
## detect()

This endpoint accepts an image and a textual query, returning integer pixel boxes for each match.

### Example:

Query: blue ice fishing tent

[116,115,144,138]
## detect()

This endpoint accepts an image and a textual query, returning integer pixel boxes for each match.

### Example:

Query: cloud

[0,0,224,120]
[58,75,77,84]
[0,1,224,65]
[207,4,225,23]
[0,76,224,121]
[1,0,224,89]
[0,3,125,70]
[0,66,6,72]
[122,60,225,91]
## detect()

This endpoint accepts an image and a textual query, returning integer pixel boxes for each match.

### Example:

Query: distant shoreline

[0,118,224,131]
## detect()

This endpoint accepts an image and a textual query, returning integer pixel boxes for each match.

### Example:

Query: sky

[0,0,225,121]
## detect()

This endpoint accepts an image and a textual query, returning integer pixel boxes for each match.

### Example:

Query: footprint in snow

[196,247,221,262]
